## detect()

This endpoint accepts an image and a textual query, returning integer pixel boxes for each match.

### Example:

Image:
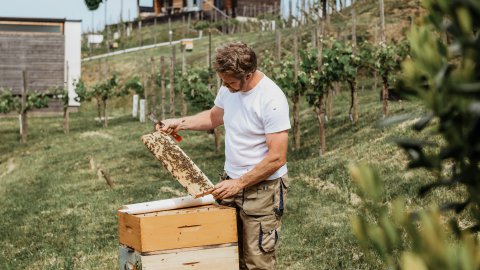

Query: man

[157,42,290,270]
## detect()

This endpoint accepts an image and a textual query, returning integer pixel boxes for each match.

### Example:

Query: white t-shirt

[214,73,291,180]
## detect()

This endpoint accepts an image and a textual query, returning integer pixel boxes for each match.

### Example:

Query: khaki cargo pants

[219,173,289,270]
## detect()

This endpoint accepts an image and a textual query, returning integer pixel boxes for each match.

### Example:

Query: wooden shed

[0,17,82,113]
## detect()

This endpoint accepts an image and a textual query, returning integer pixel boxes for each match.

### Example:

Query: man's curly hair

[213,42,257,79]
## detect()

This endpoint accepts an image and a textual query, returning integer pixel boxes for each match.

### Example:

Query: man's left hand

[212,179,243,200]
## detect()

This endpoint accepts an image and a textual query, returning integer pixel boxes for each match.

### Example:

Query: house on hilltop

[137,0,280,18]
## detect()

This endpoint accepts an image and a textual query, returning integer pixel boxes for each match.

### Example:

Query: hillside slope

[81,0,422,86]
[0,88,437,269]
[0,2,433,269]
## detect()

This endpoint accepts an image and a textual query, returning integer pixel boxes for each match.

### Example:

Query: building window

[0,24,62,33]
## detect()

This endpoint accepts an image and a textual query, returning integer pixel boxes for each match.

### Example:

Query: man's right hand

[155,118,182,134]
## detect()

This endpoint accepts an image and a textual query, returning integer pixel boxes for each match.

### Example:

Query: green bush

[351,0,480,269]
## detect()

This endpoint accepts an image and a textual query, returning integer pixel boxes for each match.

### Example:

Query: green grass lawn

[0,86,442,269]
[0,0,453,268]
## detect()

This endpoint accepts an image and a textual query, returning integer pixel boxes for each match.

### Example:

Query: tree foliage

[97,73,119,102]
[49,86,69,111]
[351,0,480,268]
[177,67,215,111]
[375,41,410,89]
[0,89,17,113]
[302,46,327,106]
[74,74,120,127]
[303,41,347,106]
[277,54,308,100]
[0,88,48,114]
[74,79,91,103]
[123,76,144,99]
[84,0,102,11]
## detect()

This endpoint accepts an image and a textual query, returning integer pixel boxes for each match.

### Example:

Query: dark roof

[0,17,82,23]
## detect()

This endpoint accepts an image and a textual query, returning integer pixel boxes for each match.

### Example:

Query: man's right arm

[156,106,224,133]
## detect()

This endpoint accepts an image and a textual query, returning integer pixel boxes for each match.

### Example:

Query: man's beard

[228,78,246,93]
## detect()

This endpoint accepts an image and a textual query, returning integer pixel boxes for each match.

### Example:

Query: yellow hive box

[119,243,239,270]
[118,204,238,253]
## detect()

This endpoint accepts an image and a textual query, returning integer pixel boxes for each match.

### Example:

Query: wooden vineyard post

[97,57,101,81]
[21,70,28,143]
[160,56,166,120]
[208,29,212,72]
[351,0,358,123]
[317,1,326,156]
[379,0,386,44]
[349,80,358,123]
[142,52,148,120]
[150,57,158,116]
[103,97,108,128]
[105,1,109,54]
[300,0,305,24]
[154,17,157,44]
[168,18,173,45]
[326,0,331,26]
[275,30,281,66]
[374,19,379,93]
[104,57,108,81]
[316,95,326,156]
[311,28,317,48]
[379,0,388,118]
[181,44,187,117]
[182,15,186,38]
[324,0,334,123]
[64,99,70,134]
[64,61,70,134]
[214,75,222,152]
[325,88,331,122]
[288,0,292,27]
[140,73,147,123]
[139,99,146,122]
[169,46,176,118]
[382,82,389,118]
[96,59,102,121]
[334,81,340,95]
[293,32,301,150]
[168,17,171,38]
[138,20,142,47]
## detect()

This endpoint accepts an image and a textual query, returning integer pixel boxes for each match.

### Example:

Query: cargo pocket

[242,180,276,216]
[258,215,280,253]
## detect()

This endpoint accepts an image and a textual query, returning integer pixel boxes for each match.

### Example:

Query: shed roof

[0,17,81,23]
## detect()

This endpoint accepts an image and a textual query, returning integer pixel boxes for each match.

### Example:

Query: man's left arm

[212,130,288,200]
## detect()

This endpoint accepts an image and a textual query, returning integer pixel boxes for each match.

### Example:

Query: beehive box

[119,243,239,270]
[202,0,214,11]
[118,204,237,253]
[181,39,194,51]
